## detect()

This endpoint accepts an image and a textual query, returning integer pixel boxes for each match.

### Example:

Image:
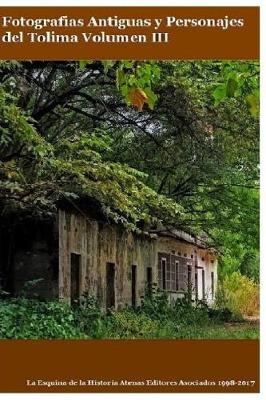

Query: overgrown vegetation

[0,60,259,322]
[0,291,259,340]
[216,272,259,317]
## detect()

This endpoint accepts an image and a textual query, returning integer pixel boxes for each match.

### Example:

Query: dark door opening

[71,253,81,303]
[106,263,115,309]
[131,265,137,308]
[146,267,152,295]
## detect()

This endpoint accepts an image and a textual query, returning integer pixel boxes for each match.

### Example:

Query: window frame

[158,257,167,290]
[175,261,179,291]
[202,269,206,300]
[158,254,191,293]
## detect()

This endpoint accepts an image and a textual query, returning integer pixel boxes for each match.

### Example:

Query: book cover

[0,2,261,396]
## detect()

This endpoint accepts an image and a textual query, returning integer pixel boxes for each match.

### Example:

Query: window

[158,255,183,292]
[175,261,179,291]
[195,271,198,300]
[202,269,205,300]
[166,260,171,290]
[211,271,215,299]
[158,258,166,290]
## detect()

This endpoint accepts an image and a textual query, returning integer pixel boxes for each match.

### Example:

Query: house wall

[157,236,217,305]
[59,210,218,309]
[59,210,157,309]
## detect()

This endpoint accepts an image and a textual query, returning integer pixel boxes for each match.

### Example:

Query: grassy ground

[95,321,259,340]
[171,321,259,339]
[94,310,259,339]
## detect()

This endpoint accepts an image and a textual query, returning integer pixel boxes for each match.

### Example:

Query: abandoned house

[0,206,218,309]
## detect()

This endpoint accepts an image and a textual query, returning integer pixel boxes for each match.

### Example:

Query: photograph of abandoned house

[0,60,259,339]
[0,207,217,308]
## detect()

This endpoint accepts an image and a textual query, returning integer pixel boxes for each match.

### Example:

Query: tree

[0,60,259,279]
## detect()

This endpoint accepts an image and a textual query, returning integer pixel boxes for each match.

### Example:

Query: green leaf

[144,87,158,110]
[246,91,259,117]
[102,60,115,73]
[79,60,91,70]
[116,69,125,89]
[213,84,226,105]
[226,77,238,98]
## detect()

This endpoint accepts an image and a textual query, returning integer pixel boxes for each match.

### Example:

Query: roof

[149,228,215,250]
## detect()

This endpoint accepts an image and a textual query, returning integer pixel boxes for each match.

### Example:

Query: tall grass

[216,272,259,317]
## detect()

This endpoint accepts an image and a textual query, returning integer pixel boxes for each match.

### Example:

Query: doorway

[106,263,115,309]
[70,253,81,303]
[131,265,137,307]
[146,267,152,295]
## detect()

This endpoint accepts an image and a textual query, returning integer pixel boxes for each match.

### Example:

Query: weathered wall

[59,210,217,309]
[59,210,157,308]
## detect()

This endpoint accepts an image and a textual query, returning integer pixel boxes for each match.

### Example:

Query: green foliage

[101,309,163,339]
[174,323,258,339]
[246,90,259,117]
[79,60,160,111]
[207,61,259,117]
[216,272,259,317]
[0,87,52,164]
[0,83,185,231]
[139,285,172,321]
[46,133,185,231]
[139,287,210,326]
[207,307,235,323]
[73,295,103,337]
[0,298,86,339]
[0,296,259,340]
[0,60,259,281]
[117,61,160,110]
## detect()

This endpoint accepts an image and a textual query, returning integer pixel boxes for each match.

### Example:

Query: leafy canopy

[0,60,259,279]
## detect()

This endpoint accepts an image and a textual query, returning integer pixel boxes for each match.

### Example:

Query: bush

[102,309,164,338]
[216,272,259,317]
[73,296,103,338]
[0,298,86,339]
[173,297,211,326]
[207,307,234,322]
[139,287,211,326]
[139,286,172,321]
